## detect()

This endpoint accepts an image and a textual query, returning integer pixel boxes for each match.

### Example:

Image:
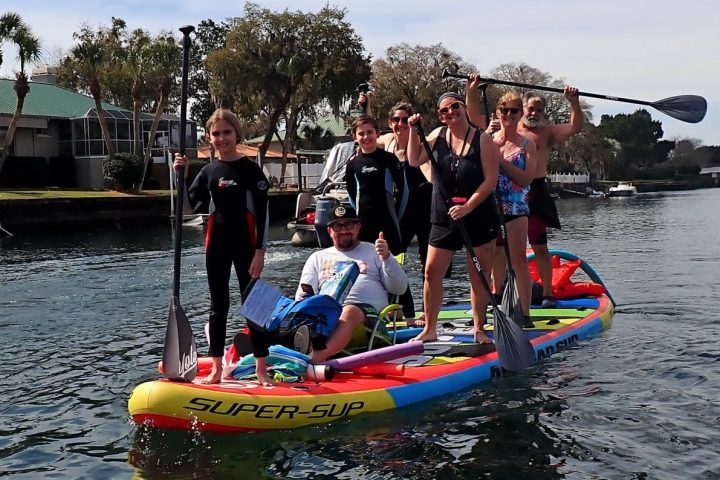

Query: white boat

[288,141,355,248]
[606,182,637,197]
[287,182,350,248]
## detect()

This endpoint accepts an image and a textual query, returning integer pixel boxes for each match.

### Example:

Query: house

[0,70,197,189]
[244,114,351,156]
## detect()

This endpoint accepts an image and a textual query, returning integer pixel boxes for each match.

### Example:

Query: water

[1,189,719,479]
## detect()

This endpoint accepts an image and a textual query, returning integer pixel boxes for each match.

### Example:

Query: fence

[548,172,589,183]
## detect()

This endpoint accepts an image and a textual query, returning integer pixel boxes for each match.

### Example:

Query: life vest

[529,255,606,299]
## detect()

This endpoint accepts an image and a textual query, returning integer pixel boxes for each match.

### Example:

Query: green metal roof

[0,78,128,119]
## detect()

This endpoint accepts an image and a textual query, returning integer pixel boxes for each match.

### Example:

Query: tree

[59,22,118,156]
[368,43,472,129]
[0,13,42,173]
[124,28,154,156]
[597,109,665,175]
[206,3,371,168]
[188,19,230,128]
[139,33,182,190]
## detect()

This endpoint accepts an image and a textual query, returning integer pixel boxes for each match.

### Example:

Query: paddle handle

[173,25,194,299]
[442,70,655,107]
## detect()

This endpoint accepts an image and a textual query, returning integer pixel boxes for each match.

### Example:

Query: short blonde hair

[497,91,523,109]
[206,108,243,143]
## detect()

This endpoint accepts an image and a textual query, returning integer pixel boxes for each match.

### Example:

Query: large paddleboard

[129,290,614,432]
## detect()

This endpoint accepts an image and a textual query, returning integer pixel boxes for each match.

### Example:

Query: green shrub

[102,153,144,190]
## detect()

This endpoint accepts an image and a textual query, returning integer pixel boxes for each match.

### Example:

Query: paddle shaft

[443,70,657,107]
[172,26,194,298]
[412,124,500,311]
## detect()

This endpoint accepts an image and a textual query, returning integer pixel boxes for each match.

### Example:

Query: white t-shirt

[295,242,408,311]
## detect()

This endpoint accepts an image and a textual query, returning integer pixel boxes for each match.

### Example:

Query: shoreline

[0,189,298,232]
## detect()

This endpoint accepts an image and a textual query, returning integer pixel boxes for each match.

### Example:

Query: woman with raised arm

[406,92,502,344]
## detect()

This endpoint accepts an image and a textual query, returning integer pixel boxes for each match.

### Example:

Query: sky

[1,0,718,146]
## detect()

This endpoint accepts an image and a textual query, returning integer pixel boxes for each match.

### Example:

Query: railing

[548,172,589,183]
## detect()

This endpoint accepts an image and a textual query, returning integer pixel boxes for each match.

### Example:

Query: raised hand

[564,86,580,102]
[375,231,389,260]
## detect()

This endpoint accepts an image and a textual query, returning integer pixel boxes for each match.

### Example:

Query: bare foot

[255,368,276,386]
[411,328,438,343]
[474,331,493,345]
[199,368,222,385]
[407,314,426,328]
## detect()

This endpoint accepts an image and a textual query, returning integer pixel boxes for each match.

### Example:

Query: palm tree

[0,13,42,173]
[139,34,181,190]
[68,35,115,156]
[125,29,152,156]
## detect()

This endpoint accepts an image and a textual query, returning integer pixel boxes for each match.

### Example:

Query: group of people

[173,74,583,384]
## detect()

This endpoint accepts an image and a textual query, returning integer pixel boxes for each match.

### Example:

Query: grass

[0,189,171,201]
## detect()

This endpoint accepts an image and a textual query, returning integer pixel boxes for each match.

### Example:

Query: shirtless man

[518,87,582,307]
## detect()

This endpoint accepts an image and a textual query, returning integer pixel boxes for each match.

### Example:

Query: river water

[1,189,719,479]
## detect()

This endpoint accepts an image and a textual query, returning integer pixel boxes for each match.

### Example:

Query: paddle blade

[501,271,526,327]
[162,296,197,381]
[493,308,535,372]
[653,95,707,123]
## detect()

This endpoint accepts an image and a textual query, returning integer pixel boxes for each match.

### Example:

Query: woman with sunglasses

[407,93,502,344]
[491,91,537,327]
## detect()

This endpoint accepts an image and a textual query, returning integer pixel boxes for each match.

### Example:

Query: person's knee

[532,244,550,257]
[340,305,365,329]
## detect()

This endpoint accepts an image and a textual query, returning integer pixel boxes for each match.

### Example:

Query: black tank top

[430,127,496,226]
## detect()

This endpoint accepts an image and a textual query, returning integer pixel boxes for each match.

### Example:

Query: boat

[287,182,351,247]
[128,250,614,433]
[606,181,637,197]
[287,141,355,248]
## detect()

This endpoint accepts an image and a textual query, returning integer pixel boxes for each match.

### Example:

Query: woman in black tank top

[406,93,502,345]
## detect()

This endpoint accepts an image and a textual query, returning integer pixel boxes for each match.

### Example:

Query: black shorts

[429,221,499,251]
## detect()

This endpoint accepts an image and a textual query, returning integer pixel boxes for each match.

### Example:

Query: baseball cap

[327,205,358,225]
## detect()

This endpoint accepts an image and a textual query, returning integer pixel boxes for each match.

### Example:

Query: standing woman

[491,91,537,327]
[174,108,271,385]
[407,93,502,344]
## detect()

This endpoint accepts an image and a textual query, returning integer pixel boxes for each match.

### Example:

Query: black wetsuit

[344,148,408,253]
[430,127,499,250]
[187,157,269,358]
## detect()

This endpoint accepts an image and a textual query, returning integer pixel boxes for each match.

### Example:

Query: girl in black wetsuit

[407,93,502,345]
[174,109,272,385]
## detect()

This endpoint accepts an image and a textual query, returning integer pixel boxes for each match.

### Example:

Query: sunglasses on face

[330,221,358,232]
[390,116,409,124]
[499,107,521,115]
[438,101,463,115]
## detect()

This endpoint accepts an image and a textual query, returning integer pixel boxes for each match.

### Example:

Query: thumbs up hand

[375,231,390,260]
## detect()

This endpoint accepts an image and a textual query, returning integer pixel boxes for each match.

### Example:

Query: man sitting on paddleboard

[296,205,408,362]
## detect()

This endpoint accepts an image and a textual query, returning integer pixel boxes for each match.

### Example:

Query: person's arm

[248,164,270,278]
[407,114,433,167]
[374,236,408,295]
[500,138,537,187]
[549,86,583,146]
[465,73,488,130]
[295,253,320,300]
[344,160,357,210]
[187,165,210,213]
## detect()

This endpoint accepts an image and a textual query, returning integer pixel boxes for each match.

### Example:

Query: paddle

[412,124,535,371]
[0,222,12,238]
[442,69,707,124]
[492,194,526,328]
[161,25,197,382]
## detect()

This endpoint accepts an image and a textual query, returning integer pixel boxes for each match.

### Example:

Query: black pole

[172,24,194,299]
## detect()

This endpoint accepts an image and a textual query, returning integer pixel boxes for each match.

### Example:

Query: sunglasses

[438,101,463,115]
[499,107,521,115]
[390,116,409,124]
[329,221,358,232]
